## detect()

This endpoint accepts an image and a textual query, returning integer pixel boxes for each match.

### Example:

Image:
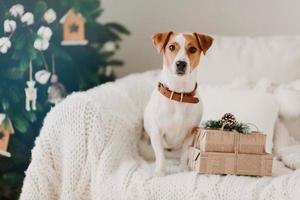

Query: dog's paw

[154,169,166,177]
[191,127,200,134]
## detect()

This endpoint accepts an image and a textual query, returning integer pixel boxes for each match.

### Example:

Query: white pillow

[198,35,300,85]
[200,86,279,153]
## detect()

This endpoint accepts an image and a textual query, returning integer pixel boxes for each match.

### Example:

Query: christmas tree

[0,0,129,199]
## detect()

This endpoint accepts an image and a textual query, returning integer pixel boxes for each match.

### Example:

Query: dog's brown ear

[152,32,173,53]
[193,33,214,55]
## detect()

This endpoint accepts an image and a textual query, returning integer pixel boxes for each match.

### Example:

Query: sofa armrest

[20,71,158,199]
[20,94,106,199]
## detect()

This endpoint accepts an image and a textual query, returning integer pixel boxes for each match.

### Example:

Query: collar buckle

[169,91,174,100]
[180,93,184,102]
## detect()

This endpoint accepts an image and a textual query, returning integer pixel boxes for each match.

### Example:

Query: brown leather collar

[158,82,199,104]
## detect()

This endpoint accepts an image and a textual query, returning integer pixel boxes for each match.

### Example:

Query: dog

[143,31,213,176]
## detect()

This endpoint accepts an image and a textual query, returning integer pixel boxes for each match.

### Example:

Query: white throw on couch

[20,35,300,200]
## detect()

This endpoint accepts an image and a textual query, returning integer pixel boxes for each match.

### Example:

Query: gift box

[188,147,273,176]
[199,129,266,154]
[188,129,273,176]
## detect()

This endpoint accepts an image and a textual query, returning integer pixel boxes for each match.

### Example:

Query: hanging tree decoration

[24,60,37,111]
[34,51,51,85]
[35,69,51,85]
[0,19,16,54]
[0,114,14,157]
[60,9,88,45]
[43,8,56,24]
[48,54,67,104]
[33,25,53,85]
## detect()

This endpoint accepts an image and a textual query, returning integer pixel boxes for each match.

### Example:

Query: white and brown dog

[144,32,213,176]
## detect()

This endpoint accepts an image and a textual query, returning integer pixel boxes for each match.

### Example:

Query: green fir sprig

[201,120,251,134]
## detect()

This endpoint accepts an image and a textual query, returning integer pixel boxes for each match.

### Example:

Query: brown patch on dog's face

[152,32,178,67]
[152,32,174,53]
[162,35,180,67]
[183,34,202,69]
[193,33,214,55]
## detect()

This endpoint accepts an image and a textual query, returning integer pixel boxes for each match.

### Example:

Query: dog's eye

[169,45,175,51]
[189,47,197,54]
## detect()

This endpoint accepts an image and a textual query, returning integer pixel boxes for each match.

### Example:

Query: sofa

[20,35,300,200]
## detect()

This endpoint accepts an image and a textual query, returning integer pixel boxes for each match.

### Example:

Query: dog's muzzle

[176,60,187,75]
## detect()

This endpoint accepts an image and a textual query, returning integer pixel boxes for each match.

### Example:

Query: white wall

[100,0,300,77]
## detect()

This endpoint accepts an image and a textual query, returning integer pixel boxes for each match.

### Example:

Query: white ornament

[48,75,66,105]
[103,41,116,52]
[44,9,56,24]
[35,70,51,84]
[34,38,49,51]
[34,26,53,51]
[4,20,16,33]
[25,80,37,111]
[21,12,34,26]
[37,26,52,40]
[0,37,12,54]
[9,4,24,17]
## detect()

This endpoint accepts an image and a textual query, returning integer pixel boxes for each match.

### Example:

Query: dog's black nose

[176,61,187,72]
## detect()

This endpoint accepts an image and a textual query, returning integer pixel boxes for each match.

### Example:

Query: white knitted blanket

[20,71,300,200]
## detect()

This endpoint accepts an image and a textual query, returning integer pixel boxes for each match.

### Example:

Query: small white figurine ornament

[25,61,37,111]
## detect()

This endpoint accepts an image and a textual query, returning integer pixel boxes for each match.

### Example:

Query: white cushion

[198,35,300,84]
[200,86,279,153]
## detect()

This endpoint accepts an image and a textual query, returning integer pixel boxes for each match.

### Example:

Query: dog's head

[152,32,213,76]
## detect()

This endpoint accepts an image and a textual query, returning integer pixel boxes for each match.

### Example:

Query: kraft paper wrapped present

[188,149,273,176]
[199,129,266,154]
[188,129,273,176]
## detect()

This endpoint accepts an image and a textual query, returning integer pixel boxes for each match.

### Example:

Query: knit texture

[20,71,300,200]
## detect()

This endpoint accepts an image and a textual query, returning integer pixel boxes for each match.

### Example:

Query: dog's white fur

[144,33,203,176]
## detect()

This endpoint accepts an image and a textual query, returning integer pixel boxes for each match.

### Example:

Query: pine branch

[201,120,223,129]
[201,120,252,134]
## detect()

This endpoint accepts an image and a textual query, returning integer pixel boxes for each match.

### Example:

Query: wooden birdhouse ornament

[0,115,14,157]
[60,9,88,45]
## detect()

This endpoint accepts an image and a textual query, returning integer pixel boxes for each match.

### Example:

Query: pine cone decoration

[221,113,237,129]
